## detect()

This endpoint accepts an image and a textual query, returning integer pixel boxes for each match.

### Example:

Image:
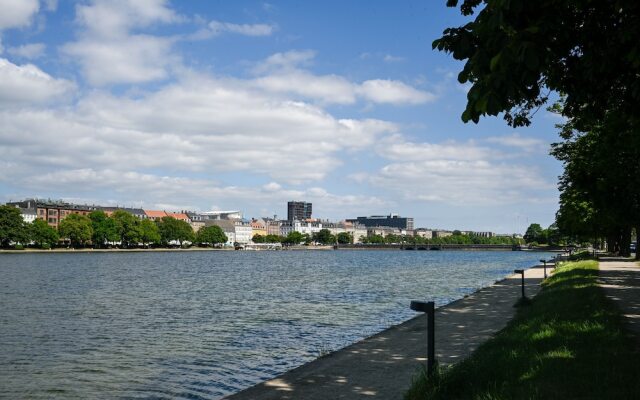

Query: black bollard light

[514,269,525,298]
[410,300,435,376]
[540,259,548,279]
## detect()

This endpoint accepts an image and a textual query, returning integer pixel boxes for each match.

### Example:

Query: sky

[0,0,564,233]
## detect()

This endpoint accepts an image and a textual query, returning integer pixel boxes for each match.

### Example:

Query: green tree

[138,219,161,247]
[196,225,227,246]
[29,218,59,247]
[282,231,304,246]
[252,234,265,243]
[0,205,28,247]
[158,216,194,246]
[336,232,353,244]
[436,1,640,258]
[523,223,545,244]
[265,234,282,243]
[111,210,140,247]
[59,214,93,247]
[89,210,119,248]
[312,229,335,245]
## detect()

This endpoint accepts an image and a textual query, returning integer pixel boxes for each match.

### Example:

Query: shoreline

[0,246,558,254]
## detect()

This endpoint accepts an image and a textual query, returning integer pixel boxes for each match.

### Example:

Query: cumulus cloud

[253,51,435,105]
[207,20,275,37]
[0,58,75,106]
[7,43,46,59]
[360,137,554,205]
[0,71,396,186]
[0,0,39,30]
[485,133,547,153]
[61,0,181,85]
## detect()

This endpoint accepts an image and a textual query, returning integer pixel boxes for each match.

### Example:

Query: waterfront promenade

[227,264,549,399]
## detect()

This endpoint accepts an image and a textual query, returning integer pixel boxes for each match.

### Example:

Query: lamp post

[540,259,548,279]
[410,301,435,376]
[514,269,525,298]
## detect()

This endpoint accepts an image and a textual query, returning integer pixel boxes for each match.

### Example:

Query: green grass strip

[405,260,640,400]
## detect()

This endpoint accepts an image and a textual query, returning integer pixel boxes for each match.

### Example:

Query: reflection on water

[0,250,552,399]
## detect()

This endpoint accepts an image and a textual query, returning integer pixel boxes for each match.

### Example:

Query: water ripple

[0,250,553,399]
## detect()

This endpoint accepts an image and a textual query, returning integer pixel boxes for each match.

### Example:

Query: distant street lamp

[514,269,525,299]
[410,301,436,376]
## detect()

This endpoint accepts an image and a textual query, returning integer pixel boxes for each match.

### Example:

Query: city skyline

[0,1,561,233]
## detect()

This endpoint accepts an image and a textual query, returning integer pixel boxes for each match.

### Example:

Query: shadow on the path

[598,265,640,342]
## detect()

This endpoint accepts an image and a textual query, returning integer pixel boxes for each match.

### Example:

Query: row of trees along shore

[434,0,640,259]
[0,206,227,249]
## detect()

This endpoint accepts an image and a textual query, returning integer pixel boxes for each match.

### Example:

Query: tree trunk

[620,226,631,257]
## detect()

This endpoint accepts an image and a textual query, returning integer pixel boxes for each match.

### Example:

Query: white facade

[20,210,37,223]
[234,222,253,244]
[225,232,236,246]
[201,210,243,220]
[280,220,323,236]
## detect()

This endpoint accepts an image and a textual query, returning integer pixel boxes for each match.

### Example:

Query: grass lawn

[405,260,640,400]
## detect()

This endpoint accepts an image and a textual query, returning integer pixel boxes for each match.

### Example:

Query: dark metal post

[540,259,547,279]
[410,300,436,376]
[514,269,525,298]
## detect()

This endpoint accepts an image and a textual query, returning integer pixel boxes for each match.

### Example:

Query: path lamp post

[410,300,435,376]
[514,269,525,299]
[540,259,548,279]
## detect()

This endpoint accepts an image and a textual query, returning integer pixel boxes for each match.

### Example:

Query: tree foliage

[30,218,59,247]
[58,214,93,247]
[437,0,640,257]
[196,225,227,246]
[111,210,140,247]
[0,205,28,247]
[158,216,194,245]
[89,210,119,247]
[138,219,161,247]
[312,229,335,245]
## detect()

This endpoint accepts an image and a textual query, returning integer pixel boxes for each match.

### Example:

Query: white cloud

[63,35,175,85]
[0,71,395,185]
[358,79,435,104]
[0,58,74,106]
[383,54,405,63]
[377,135,495,161]
[208,20,275,37]
[485,133,547,153]
[362,137,554,205]
[0,0,39,30]
[7,43,46,59]
[253,51,435,105]
[62,0,182,85]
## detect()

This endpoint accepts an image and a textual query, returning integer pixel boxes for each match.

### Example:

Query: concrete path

[598,260,640,345]
[226,264,550,400]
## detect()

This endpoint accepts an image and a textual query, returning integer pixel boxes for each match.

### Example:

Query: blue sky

[0,0,562,233]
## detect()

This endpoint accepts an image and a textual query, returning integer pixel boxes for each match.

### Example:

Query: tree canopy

[196,225,227,246]
[436,0,640,257]
[58,214,93,247]
[0,205,27,247]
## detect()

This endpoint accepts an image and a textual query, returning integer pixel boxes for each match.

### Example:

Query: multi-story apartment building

[280,220,323,236]
[287,201,312,221]
[250,218,267,237]
[346,214,414,233]
[7,199,99,228]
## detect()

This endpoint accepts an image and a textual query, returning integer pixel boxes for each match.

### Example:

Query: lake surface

[0,250,554,399]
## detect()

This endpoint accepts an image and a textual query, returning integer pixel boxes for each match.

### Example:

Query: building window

[48,217,56,223]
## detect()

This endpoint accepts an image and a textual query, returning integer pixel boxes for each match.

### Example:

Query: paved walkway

[226,264,550,400]
[598,259,640,346]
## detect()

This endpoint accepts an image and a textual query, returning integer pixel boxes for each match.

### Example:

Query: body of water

[0,250,554,399]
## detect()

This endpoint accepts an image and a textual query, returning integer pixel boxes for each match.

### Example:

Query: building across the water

[287,201,312,221]
[346,214,414,232]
